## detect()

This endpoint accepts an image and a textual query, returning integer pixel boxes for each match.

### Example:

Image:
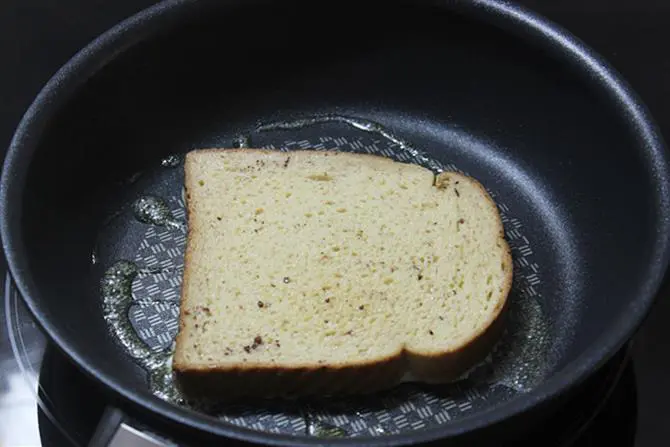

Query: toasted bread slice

[173,149,512,399]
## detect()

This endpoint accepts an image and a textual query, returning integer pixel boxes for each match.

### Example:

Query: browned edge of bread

[175,354,407,401]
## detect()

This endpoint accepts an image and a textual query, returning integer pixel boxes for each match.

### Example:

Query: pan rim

[2,0,669,445]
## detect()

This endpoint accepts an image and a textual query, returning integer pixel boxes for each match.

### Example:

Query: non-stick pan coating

[2,0,669,445]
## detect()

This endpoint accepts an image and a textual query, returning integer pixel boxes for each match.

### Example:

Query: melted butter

[102,191,189,405]
[132,195,183,229]
[101,261,157,362]
[256,115,444,172]
[148,351,187,404]
[101,261,185,404]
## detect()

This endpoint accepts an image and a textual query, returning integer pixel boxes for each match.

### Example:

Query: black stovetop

[1,1,669,446]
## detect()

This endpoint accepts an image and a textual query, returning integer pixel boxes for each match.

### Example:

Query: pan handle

[89,407,173,447]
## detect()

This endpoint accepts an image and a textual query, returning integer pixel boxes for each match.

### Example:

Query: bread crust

[173,149,513,399]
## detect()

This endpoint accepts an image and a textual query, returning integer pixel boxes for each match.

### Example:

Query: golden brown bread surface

[173,149,512,399]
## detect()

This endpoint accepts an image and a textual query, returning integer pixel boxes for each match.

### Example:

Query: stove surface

[1,0,669,446]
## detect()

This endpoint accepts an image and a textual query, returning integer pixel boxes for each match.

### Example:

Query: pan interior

[15,0,661,441]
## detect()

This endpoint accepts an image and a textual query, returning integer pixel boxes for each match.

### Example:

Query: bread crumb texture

[173,149,512,396]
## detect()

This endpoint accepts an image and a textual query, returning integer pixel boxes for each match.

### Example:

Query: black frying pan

[2,0,669,446]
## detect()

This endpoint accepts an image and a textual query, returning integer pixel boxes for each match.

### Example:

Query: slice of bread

[173,149,512,400]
